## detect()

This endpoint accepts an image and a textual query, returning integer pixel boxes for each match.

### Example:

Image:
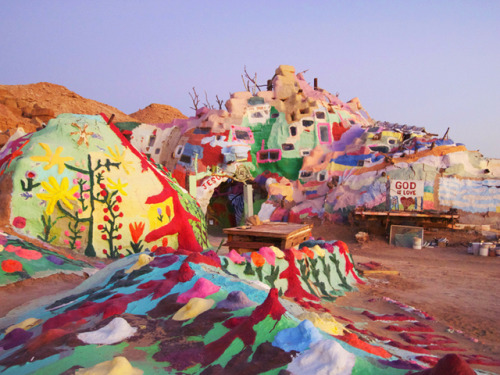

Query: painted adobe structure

[119,65,500,228]
[0,113,208,258]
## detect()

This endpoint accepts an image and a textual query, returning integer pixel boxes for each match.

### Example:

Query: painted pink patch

[176,278,220,304]
[4,245,22,253]
[258,247,276,266]
[15,248,42,260]
[228,249,245,264]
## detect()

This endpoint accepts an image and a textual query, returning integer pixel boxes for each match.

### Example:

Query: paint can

[413,237,422,250]
[471,242,481,255]
[479,243,491,257]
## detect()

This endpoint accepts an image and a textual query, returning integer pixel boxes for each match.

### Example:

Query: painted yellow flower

[104,146,134,174]
[30,143,74,174]
[37,176,79,215]
[106,177,128,196]
[312,245,326,257]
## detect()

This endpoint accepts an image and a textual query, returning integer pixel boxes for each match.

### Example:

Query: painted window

[317,170,328,182]
[155,148,161,155]
[317,123,331,144]
[315,111,326,120]
[271,112,279,118]
[231,126,254,144]
[257,149,281,163]
[387,137,397,145]
[256,139,281,163]
[357,160,364,167]
[299,170,313,179]
[194,127,210,134]
[282,143,295,151]
[180,154,191,164]
[290,126,298,137]
[174,145,184,158]
[148,135,156,147]
[302,119,314,128]
[300,149,311,157]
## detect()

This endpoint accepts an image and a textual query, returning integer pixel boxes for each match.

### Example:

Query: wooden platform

[223,222,313,254]
[351,209,459,232]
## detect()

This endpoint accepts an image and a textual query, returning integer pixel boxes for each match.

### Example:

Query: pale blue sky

[1,1,499,157]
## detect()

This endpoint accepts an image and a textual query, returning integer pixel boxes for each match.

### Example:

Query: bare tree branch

[203,91,213,109]
[242,65,261,95]
[189,87,200,111]
[215,95,224,110]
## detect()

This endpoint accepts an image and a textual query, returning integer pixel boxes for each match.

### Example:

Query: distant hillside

[129,103,187,124]
[0,82,186,147]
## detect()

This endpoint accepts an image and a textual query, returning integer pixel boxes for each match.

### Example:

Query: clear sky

[1,1,499,158]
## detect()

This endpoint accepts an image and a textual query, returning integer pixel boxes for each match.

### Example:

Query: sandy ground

[309,219,500,373]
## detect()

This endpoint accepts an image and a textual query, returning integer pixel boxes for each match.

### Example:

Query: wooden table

[223,223,313,254]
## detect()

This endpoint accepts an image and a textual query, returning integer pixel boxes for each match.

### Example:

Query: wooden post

[314,78,318,90]
[107,114,115,125]
[243,183,254,219]
[442,127,450,140]
[267,79,272,91]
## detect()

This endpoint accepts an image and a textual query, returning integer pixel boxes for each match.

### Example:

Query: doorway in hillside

[207,179,245,228]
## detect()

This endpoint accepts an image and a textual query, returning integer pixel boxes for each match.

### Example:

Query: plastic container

[413,237,422,250]
[471,242,481,255]
[479,243,492,257]
[467,243,474,254]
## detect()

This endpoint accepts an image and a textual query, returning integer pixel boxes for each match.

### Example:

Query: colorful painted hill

[0,113,208,259]
[1,241,494,374]
[120,65,500,229]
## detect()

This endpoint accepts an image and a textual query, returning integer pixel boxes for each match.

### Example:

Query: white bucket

[471,242,481,255]
[413,237,422,250]
[479,243,491,257]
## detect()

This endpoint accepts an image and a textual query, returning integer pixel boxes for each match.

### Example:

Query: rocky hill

[0,82,187,147]
[129,103,187,124]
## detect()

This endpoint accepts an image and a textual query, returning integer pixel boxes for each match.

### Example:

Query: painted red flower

[301,246,315,259]
[25,171,36,179]
[129,222,145,243]
[2,259,23,273]
[251,252,266,268]
[12,216,26,229]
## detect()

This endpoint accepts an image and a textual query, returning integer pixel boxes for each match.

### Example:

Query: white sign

[390,180,424,197]
[390,180,424,210]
